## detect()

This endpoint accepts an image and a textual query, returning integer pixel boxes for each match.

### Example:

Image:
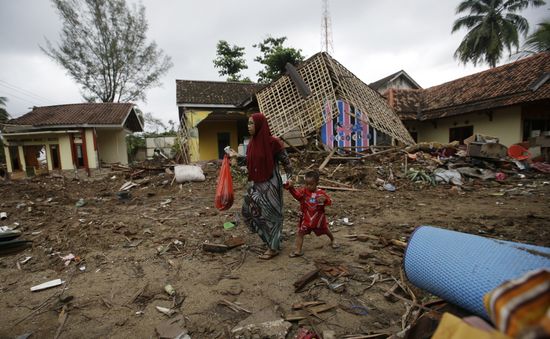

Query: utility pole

[321,0,334,54]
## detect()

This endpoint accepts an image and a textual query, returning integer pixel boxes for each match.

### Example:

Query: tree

[523,19,550,52]
[0,97,9,123]
[143,112,166,134]
[213,40,250,82]
[253,36,305,83]
[452,0,546,67]
[42,0,173,103]
[0,97,9,165]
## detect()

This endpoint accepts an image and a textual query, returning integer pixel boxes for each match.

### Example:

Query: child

[284,170,338,257]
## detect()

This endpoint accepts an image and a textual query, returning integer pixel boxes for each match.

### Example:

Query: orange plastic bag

[214,155,234,211]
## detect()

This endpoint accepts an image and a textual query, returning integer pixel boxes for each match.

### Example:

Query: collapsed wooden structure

[255,52,415,146]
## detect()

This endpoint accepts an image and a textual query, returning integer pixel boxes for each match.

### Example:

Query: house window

[449,126,473,144]
[9,146,21,171]
[523,118,550,140]
[50,144,61,169]
[75,144,85,168]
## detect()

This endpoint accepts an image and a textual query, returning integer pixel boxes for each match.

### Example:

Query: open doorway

[217,132,230,159]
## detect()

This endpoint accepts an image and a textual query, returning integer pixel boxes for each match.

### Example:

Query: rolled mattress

[403,226,550,319]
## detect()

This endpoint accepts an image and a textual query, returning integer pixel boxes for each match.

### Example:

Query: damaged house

[176,80,264,161]
[175,52,414,162]
[1,103,143,179]
[387,52,550,146]
[255,52,415,148]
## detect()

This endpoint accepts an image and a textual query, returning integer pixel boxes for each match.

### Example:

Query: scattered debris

[31,279,65,292]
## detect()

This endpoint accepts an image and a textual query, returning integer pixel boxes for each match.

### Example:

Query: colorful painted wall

[407,106,522,146]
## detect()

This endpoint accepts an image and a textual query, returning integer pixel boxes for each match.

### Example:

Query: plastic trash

[383,183,396,192]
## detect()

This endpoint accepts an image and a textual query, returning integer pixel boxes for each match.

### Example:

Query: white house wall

[410,106,522,146]
[96,129,129,165]
[85,129,98,169]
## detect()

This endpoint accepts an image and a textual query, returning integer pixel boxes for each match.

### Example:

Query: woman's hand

[228,148,238,158]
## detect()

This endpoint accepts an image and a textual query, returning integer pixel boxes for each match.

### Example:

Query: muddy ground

[0,156,549,339]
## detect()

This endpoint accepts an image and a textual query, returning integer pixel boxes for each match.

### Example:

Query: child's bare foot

[289,251,304,258]
[331,242,340,249]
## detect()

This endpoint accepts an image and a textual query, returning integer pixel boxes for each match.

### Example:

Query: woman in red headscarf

[234,113,293,259]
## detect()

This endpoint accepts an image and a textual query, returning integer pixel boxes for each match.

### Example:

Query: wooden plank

[292,301,325,310]
[319,148,337,171]
[318,185,362,192]
[319,177,352,188]
[293,268,320,292]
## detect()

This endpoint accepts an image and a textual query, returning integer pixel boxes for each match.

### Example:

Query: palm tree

[0,97,10,123]
[452,0,546,67]
[523,19,550,52]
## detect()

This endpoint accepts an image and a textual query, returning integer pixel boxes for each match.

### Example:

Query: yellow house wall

[185,109,212,162]
[96,129,129,165]
[411,106,522,146]
[198,121,239,161]
[2,133,75,172]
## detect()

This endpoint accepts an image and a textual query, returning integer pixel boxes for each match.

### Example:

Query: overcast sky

[0,0,548,126]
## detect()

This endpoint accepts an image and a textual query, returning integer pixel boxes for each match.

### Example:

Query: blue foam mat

[403,226,550,319]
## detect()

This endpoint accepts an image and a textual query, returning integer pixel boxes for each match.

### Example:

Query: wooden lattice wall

[256,52,415,145]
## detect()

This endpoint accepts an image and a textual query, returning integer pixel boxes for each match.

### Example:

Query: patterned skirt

[242,168,284,251]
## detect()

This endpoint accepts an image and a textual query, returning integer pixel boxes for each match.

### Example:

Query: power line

[0,79,57,105]
[0,89,41,106]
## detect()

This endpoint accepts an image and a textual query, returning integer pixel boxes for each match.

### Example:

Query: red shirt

[287,186,331,234]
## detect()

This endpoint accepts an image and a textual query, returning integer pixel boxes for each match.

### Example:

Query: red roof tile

[9,103,137,127]
[393,52,550,120]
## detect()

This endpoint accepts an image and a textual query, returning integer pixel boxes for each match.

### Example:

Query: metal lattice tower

[321,0,334,54]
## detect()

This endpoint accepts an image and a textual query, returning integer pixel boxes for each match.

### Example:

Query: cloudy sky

[0,0,548,126]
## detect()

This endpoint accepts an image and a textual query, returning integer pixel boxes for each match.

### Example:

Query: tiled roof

[392,52,550,120]
[176,80,265,106]
[389,89,422,120]
[9,103,137,127]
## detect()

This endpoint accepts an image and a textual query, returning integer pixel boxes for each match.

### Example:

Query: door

[217,132,230,159]
[50,144,61,169]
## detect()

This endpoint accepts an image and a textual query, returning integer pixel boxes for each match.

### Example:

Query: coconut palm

[452,0,546,67]
[0,97,9,123]
[523,19,550,52]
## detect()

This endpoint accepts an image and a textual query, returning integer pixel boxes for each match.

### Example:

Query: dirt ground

[0,156,549,339]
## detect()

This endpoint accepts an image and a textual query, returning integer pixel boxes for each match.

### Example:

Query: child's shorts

[298,224,329,236]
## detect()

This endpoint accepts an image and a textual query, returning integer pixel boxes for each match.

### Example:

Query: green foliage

[523,19,550,53]
[0,97,9,123]
[42,0,173,103]
[126,133,145,161]
[452,0,546,67]
[213,40,250,82]
[253,36,305,83]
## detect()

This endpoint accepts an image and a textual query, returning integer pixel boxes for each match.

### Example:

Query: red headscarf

[246,113,284,182]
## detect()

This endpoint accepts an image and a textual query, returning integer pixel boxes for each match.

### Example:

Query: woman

[235,113,293,260]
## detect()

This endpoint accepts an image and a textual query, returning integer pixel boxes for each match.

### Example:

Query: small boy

[284,170,338,257]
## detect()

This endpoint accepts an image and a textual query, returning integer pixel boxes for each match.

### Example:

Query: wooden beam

[319,148,337,171]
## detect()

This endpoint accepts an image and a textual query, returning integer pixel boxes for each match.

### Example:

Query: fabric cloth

[246,113,284,182]
[287,186,331,236]
[432,313,510,339]
[242,150,292,251]
[484,268,550,338]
